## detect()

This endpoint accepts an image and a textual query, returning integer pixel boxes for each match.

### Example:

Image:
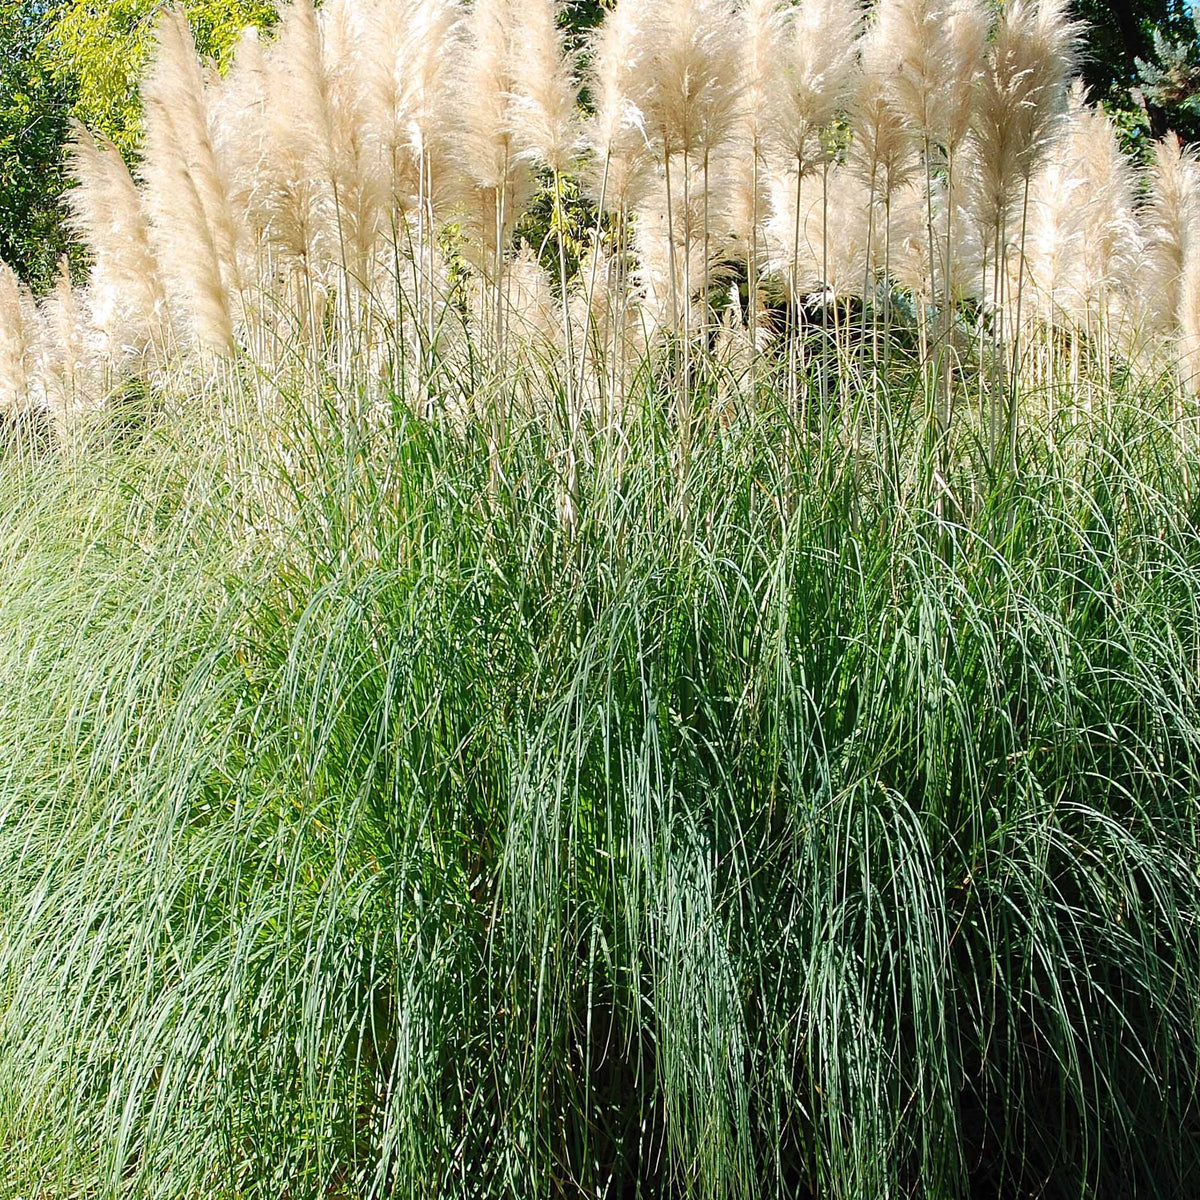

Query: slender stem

[683,144,693,401]
[922,131,938,418]
[495,143,511,379]
[791,149,804,421]
[554,169,575,416]
[681,143,694,517]
[493,189,503,365]
[1008,174,1032,473]
[616,203,629,421]
[993,206,1003,468]
[415,147,428,405]
[577,152,611,411]
[416,147,425,343]
[861,163,878,381]
[978,235,988,435]
[749,140,760,378]
[943,148,955,436]
[554,168,578,529]
[884,187,892,372]
[424,150,437,393]
[663,142,679,339]
[703,149,711,352]
[820,155,829,435]
[989,217,1001,467]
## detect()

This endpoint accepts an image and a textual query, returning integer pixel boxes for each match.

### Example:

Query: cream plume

[718,145,770,270]
[723,0,786,267]
[873,0,956,145]
[318,0,387,280]
[1017,112,1085,330]
[510,0,580,175]
[0,263,36,417]
[1177,235,1200,398]
[639,0,742,161]
[884,179,941,299]
[454,0,534,290]
[363,0,459,221]
[141,7,238,352]
[38,261,100,444]
[1139,133,1200,343]
[775,0,862,165]
[259,0,338,274]
[505,242,563,351]
[633,163,727,335]
[850,21,918,202]
[584,1,654,213]
[403,0,461,179]
[971,0,1079,236]
[459,0,520,191]
[1058,100,1141,338]
[738,0,785,154]
[766,166,872,300]
[944,0,990,155]
[66,124,169,362]
[207,27,268,243]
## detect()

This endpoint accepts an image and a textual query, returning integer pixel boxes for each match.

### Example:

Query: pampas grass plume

[66,123,169,359]
[403,0,461,171]
[141,7,236,351]
[1017,106,1084,327]
[38,260,96,442]
[510,0,579,174]
[260,0,338,269]
[318,0,388,276]
[874,0,956,144]
[584,1,653,211]
[945,0,990,153]
[1141,133,1200,341]
[633,163,721,332]
[459,0,519,191]
[363,0,459,216]
[0,263,35,417]
[143,8,243,292]
[640,0,742,159]
[723,0,786,260]
[973,0,1080,231]
[505,241,563,350]
[1178,234,1200,397]
[776,0,862,161]
[850,21,917,196]
[208,26,268,241]
[1061,98,1141,333]
[766,164,871,300]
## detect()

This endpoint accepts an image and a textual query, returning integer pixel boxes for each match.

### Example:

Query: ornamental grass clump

[2,3,1200,1198]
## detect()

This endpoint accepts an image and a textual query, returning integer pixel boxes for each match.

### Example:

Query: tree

[1071,0,1200,146]
[0,0,74,287]
[1135,3,1200,143]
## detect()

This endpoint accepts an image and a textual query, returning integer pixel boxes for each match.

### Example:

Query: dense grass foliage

[4,0,1198,1193]
[0,365,1198,1198]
